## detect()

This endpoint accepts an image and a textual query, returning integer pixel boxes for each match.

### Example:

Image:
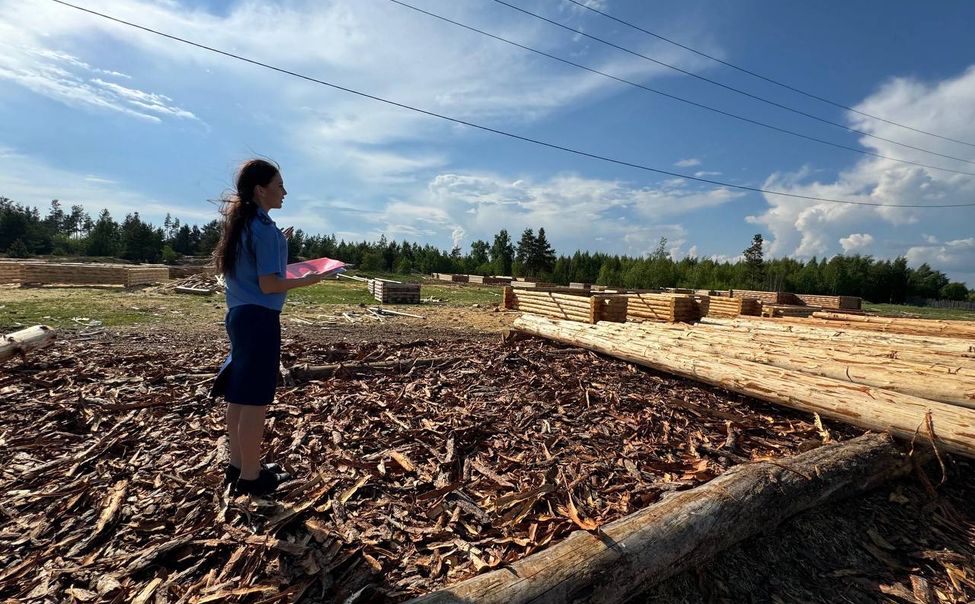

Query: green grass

[0,288,222,330]
[0,275,504,332]
[288,275,502,307]
[863,302,975,321]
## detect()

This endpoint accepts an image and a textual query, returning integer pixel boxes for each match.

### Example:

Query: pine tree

[515,228,537,277]
[489,229,514,275]
[743,233,765,289]
[534,227,556,275]
[86,209,121,257]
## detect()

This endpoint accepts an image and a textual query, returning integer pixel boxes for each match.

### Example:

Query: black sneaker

[224,462,287,486]
[235,467,288,497]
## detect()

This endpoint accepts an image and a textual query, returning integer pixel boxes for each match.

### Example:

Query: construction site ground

[1,281,973,603]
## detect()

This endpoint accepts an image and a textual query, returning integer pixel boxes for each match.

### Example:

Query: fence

[906,298,975,311]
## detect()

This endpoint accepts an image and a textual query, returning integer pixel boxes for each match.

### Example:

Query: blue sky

[2,0,974,284]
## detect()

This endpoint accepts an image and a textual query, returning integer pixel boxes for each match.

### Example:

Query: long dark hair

[213,159,279,276]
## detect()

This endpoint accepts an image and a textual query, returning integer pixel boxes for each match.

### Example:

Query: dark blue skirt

[211,304,281,406]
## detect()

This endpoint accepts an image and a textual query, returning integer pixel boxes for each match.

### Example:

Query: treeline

[1,197,971,303]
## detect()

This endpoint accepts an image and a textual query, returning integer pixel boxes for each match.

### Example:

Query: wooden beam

[408,433,912,604]
[1,325,56,363]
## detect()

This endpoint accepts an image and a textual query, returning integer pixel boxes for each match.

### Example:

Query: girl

[212,159,326,496]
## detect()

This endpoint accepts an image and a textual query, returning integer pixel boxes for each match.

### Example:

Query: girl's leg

[237,404,268,481]
[226,403,243,469]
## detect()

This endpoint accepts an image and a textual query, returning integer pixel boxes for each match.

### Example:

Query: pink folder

[285,257,346,279]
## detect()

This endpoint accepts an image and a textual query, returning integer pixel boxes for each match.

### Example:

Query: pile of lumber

[167,265,216,279]
[502,287,626,323]
[626,293,701,322]
[705,296,762,318]
[761,304,819,318]
[510,280,557,289]
[730,289,795,304]
[124,266,170,287]
[467,275,511,285]
[795,293,862,310]
[161,274,223,295]
[0,261,25,284]
[15,262,168,287]
[374,280,421,304]
[569,282,591,291]
[513,314,975,458]
[435,273,469,283]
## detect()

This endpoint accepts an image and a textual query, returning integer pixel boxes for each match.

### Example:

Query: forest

[1,197,970,303]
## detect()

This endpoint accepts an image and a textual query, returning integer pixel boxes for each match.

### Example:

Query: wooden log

[700,317,975,355]
[174,286,213,296]
[513,299,592,312]
[512,315,975,458]
[503,286,516,309]
[612,323,975,407]
[635,321,975,369]
[409,433,913,604]
[1,325,56,363]
[290,356,457,381]
[811,312,975,338]
[516,305,592,322]
[515,293,593,308]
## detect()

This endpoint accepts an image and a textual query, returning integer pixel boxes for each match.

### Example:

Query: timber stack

[0,261,25,284]
[705,296,762,318]
[373,281,421,304]
[625,293,701,322]
[502,286,626,323]
[731,289,797,305]
[513,314,975,458]
[467,275,512,285]
[795,293,862,310]
[13,262,168,287]
[761,304,819,318]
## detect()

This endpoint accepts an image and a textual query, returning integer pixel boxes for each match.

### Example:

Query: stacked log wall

[374,281,421,304]
[125,267,170,287]
[625,293,700,323]
[795,293,862,310]
[0,261,24,284]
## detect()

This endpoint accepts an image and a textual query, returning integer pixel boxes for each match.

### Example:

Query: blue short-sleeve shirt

[225,207,288,311]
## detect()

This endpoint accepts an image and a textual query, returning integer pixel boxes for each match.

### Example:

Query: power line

[563,0,975,149]
[388,0,975,177]
[47,0,975,208]
[488,0,975,167]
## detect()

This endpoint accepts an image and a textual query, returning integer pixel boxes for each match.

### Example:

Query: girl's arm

[258,271,326,294]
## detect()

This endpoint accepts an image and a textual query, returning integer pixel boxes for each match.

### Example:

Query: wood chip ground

[1,327,972,602]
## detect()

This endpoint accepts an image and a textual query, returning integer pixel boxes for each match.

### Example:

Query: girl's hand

[282,226,294,240]
[302,271,327,286]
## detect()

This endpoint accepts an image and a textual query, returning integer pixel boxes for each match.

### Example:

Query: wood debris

[0,328,972,602]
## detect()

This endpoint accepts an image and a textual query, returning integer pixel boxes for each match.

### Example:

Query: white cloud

[838,232,874,252]
[451,227,466,250]
[694,171,722,178]
[346,171,739,256]
[0,147,214,224]
[905,236,975,285]
[747,65,975,284]
[0,20,196,123]
[675,158,701,167]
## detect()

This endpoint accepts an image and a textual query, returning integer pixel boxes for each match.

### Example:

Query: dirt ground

[1,289,974,603]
